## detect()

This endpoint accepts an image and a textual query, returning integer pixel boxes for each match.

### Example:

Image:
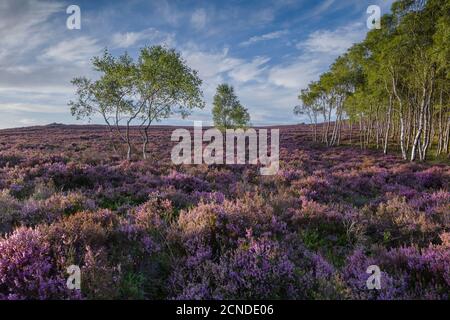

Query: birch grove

[295,0,449,162]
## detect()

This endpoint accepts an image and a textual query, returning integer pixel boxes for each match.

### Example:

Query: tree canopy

[69,45,204,160]
[212,84,250,130]
[295,0,450,161]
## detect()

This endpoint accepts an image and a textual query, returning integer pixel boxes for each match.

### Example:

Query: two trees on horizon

[70,46,250,161]
[69,46,204,160]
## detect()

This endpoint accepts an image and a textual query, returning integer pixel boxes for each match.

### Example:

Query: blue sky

[0,0,394,129]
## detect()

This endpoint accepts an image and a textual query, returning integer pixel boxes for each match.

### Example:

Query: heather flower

[0,189,20,234]
[0,124,448,300]
[415,167,445,189]
[342,249,408,300]
[174,195,287,254]
[163,171,210,193]
[192,191,225,204]
[170,235,298,300]
[44,209,119,268]
[211,235,296,299]
[80,246,121,299]
[0,227,75,300]
[20,191,97,226]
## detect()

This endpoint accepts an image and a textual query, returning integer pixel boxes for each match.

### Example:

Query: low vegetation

[0,125,448,299]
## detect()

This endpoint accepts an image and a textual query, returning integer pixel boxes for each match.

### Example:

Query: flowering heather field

[0,124,448,300]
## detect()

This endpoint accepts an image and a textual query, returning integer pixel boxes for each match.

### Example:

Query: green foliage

[295,0,450,160]
[69,46,204,159]
[137,46,205,120]
[119,272,146,299]
[212,84,250,130]
[70,46,204,122]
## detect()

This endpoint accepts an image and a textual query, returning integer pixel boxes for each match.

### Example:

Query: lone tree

[295,86,323,142]
[212,84,250,130]
[69,46,204,160]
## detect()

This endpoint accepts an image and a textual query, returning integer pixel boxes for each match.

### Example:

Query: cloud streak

[111,28,175,48]
[298,22,366,54]
[240,30,289,46]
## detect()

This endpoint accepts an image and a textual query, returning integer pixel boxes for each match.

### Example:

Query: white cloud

[230,81,304,125]
[40,36,102,64]
[268,57,323,89]
[2,65,34,74]
[311,0,336,16]
[179,45,324,125]
[0,0,63,62]
[228,56,270,83]
[151,0,182,26]
[249,8,275,25]
[181,47,242,106]
[112,32,143,48]
[191,9,207,30]
[182,47,242,79]
[0,1,93,129]
[180,42,330,124]
[18,118,38,125]
[0,102,68,114]
[111,28,175,48]
[240,30,288,46]
[182,49,268,104]
[298,22,365,54]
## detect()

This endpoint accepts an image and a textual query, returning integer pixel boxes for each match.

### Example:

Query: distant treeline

[296,0,449,161]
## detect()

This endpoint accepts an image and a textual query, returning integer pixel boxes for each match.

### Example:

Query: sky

[0,0,394,129]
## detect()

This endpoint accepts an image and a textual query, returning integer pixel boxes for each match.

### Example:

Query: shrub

[0,227,75,300]
[0,190,20,234]
[170,234,296,299]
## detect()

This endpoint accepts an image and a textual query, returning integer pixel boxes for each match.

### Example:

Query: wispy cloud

[268,56,323,89]
[240,30,289,46]
[18,118,38,125]
[228,56,270,83]
[111,28,175,48]
[0,0,62,61]
[151,0,183,27]
[0,102,68,114]
[40,36,102,64]
[310,0,336,17]
[191,8,207,30]
[181,46,242,102]
[298,22,365,54]
[182,47,242,79]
